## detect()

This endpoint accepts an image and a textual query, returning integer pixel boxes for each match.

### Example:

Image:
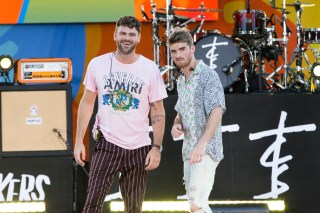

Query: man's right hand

[74,142,86,167]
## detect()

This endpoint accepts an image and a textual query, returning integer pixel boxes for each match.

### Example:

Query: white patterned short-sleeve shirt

[175,60,226,162]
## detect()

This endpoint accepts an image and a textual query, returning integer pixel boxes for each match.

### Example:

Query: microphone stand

[53,129,89,176]
[53,129,89,213]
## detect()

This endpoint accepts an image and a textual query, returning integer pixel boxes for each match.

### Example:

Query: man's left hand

[145,148,161,170]
[189,142,206,164]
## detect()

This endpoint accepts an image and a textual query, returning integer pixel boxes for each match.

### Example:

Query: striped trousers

[82,137,151,213]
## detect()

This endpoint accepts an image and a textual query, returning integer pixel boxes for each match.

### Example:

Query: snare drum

[232,10,267,38]
[304,28,320,44]
[194,34,254,88]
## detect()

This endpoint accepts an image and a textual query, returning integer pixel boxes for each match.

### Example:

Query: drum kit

[142,0,319,93]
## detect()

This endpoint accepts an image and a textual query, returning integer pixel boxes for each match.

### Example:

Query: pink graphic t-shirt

[84,53,167,149]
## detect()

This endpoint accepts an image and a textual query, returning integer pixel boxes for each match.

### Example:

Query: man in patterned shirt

[168,27,226,213]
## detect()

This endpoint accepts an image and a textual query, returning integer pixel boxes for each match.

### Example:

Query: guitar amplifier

[17,58,72,83]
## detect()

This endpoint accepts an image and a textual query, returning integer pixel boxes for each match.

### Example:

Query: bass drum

[194,33,254,89]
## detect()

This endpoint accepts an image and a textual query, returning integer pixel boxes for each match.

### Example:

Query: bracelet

[152,147,161,153]
[152,144,163,153]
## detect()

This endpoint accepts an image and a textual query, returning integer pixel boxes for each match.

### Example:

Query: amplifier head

[17,58,72,83]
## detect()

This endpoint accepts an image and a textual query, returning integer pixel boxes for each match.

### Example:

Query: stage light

[311,62,320,80]
[208,200,285,211]
[0,202,45,212]
[110,201,190,211]
[109,200,285,212]
[0,55,14,73]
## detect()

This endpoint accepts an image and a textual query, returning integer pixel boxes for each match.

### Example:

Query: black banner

[139,94,320,212]
[0,156,74,213]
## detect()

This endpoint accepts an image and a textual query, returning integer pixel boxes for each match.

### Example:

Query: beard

[117,40,137,55]
[175,56,192,69]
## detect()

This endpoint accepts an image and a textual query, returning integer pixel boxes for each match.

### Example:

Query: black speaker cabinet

[0,84,72,157]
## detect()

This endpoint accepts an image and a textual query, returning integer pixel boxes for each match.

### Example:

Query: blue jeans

[183,155,220,213]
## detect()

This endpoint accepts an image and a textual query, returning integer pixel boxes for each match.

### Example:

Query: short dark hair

[116,16,141,33]
[167,27,193,47]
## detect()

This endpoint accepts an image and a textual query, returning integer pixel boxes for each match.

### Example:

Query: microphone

[189,60,198,71]
[222,57,241,75]
[222,65,231,74]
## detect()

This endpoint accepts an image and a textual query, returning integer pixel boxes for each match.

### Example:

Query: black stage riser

[100,94,320,213]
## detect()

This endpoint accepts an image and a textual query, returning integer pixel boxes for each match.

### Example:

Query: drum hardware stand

[148,0,176,91]
[266,64,286,90]
[190,15,205,42]
[308,47,320,90]
[244,37,267,92]
[247,0,251,11]
[180,14,201,28]
[309,47,320,63]
[149,1,161,67]
[264,17,286,90]
[287,48,312,89]
[164,0,176,91]
[163,1,208,91]
[157,0,206,92]
[151,0,216,92]
[264,42,286,91]
[248,46,260,91]
[286,1,312,90]
[265,0,290,89]
[244,69,250,93]
[257,47,267,91]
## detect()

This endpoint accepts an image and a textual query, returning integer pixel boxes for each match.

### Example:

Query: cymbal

[155,12,190,23]
[158,7,222,13]
[174,7,223,12]
[285,2,315,7]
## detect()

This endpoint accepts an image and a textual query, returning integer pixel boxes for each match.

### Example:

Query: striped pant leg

[82,139,123,213]
[119,145,151,213]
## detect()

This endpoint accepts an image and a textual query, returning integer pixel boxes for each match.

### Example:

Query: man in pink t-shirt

[74,16,167,213]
